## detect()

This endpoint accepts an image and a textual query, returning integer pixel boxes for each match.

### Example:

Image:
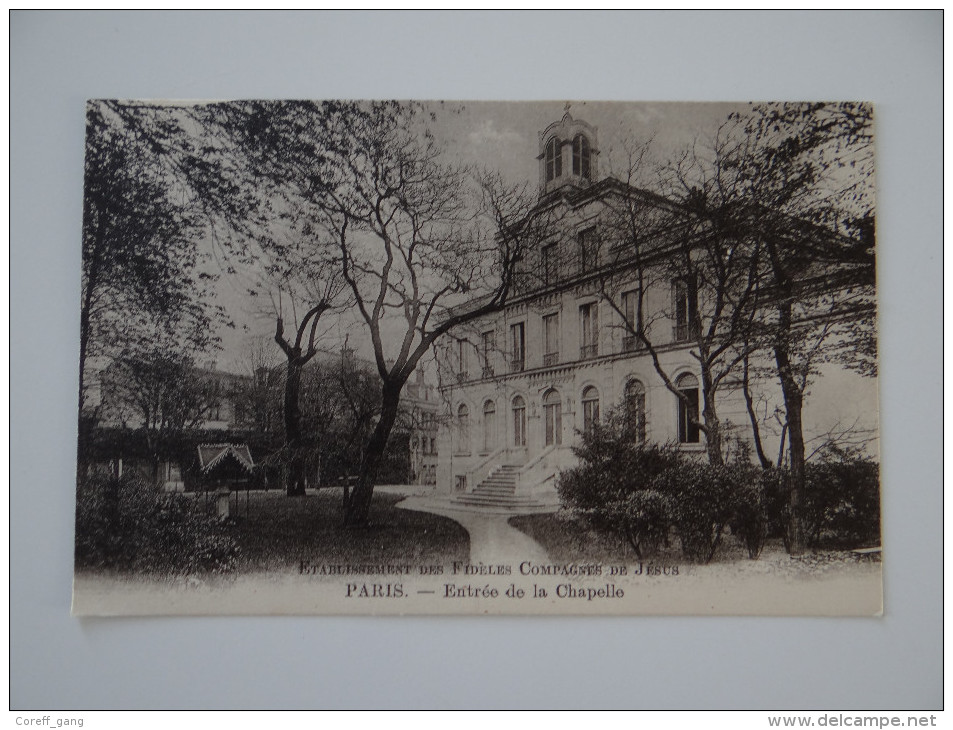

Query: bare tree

[602,106,875,553]
[725,102,876,554]
[317,109,544,525]
[196,101,543,524]
[596,137,767,465]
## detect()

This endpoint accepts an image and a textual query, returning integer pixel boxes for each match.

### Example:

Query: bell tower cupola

[537,108,599,197]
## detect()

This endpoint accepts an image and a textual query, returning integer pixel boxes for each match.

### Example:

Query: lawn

[218,489,469,573]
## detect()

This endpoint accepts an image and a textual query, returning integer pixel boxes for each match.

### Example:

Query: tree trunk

[741,354,772,469]
[343,381,403,526]
[283,359,307,497]
[78,222,105,413]
[774,300,807,555]
[700,367,723,466]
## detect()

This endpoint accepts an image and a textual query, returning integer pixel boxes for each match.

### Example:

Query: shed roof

[197,443,255,474]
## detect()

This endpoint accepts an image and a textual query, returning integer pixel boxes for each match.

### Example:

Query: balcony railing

[482,366,495,379]
[543,352,559,367]
[510,358,525,373]
[456,371,468,384]
[580,344,599,360]
[622,335,639,352]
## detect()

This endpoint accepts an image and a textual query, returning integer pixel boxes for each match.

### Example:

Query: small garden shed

[197,443,255,486]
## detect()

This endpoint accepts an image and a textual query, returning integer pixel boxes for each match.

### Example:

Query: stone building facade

[434,111,864,507]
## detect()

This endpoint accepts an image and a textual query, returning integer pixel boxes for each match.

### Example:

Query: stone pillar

[215,487,230,520]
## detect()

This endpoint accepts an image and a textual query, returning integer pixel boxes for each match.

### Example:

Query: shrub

[758,466,792,544]
[558,413,680,507]
[613,489,673,558]
[652,461,742,563]
[557,415,679,557]
[75,473,239,576]
[729,466,768,559]
[758,457,880,550]
[803,457,881,549]
[557,412,777,562]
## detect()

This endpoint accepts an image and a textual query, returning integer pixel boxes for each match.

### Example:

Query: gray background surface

[10,10,942,709]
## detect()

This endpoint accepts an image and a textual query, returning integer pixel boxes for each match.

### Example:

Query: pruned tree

[271,291,334,496]
[259,225,347,496]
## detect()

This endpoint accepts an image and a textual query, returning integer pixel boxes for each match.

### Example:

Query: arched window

[543,389,562,446]
[676,373,700,444]
[456,403,470,454]
[483,399,496,452]
[581,386,600,435]
[545,137,562,182]
[572,134,591,179]
[625,379,647,443]
[512,395,526,447]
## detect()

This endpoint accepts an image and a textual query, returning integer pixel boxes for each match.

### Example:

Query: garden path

[397,496,550,564]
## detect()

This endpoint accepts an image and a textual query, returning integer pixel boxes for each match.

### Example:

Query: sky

[211,100,751,374]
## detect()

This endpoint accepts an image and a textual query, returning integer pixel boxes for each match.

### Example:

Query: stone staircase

[450,465,558,513]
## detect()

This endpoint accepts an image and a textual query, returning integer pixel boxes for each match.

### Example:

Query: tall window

[483,400,496,452]
[543,312,560,366]
[456,403,470,454]
[673,278,700,342]
[676,373,700,444]
[543,389,562,446]
[542,243,558,285]
[581,386,600,435]
[545,137,562,182]
[621,289,641,351]
[510,322,525,372]
[578,227,598,274]
[625,379,647,443]
[580,302,599,359]
[512,395,526,447]
[572,134,591,179]
[457,338,469,381]
[481,330,496,377]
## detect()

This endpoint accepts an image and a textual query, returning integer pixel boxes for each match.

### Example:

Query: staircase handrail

[466,446,509,491]
[520,444,557,473]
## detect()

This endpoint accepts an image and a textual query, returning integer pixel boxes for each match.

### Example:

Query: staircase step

[447,462,559,511]
[453,497,542,507]
[455,492,533,504]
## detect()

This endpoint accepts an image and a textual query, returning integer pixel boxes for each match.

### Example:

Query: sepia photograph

[12,8,942,714]
[72,99,882,616]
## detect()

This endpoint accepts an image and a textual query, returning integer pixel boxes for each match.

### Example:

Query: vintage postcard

[72,100,881,616]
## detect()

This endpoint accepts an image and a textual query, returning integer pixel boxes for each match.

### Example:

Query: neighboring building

[86,359,253,433]
[435,112,875,508]
[80,359,257,489]
[82,350,440,489]
[401,369,440,485]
